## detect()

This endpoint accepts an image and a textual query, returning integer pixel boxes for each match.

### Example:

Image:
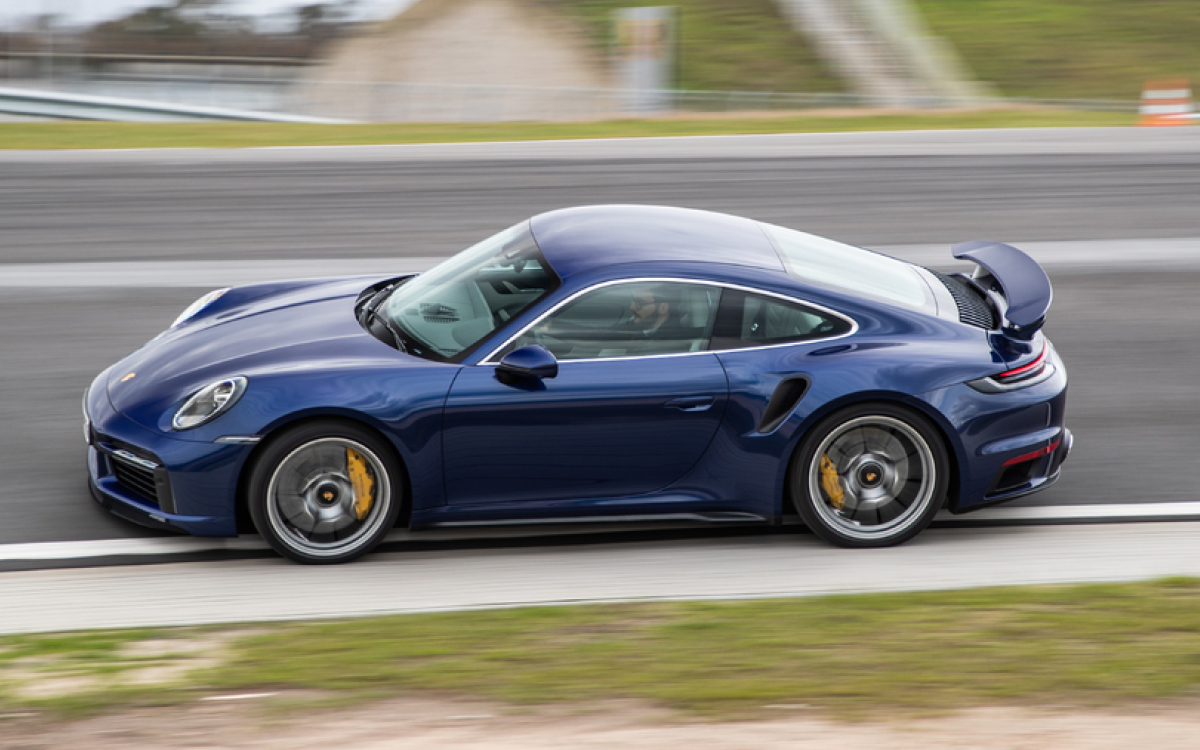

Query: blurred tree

[543,0,845,93]
[76,0,360,60]
[105,1,213,36]
[295,1,358,42]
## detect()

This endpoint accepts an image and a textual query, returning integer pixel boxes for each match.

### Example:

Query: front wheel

[791,403,948,548]
[248,421,403,564]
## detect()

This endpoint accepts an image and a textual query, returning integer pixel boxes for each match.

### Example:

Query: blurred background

[2,0,1196,122]
[3,4,1200,744]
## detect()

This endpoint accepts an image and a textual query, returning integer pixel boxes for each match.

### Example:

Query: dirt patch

[1,631,245,701]
[119,638,217,660]
[115,632,243,686]
[5,696,1200,749]
[10,675,103,701]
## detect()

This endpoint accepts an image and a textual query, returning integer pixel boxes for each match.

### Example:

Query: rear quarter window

[710,289,852,350]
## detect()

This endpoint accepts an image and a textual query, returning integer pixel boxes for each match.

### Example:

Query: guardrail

[259,79,1140,121]
[0,78,1140,123]
[0,85,351,123]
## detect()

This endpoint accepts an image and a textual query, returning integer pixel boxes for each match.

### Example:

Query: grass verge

[0,109,1131,150]
[915,0,1200,100]
[4,577,1200,720]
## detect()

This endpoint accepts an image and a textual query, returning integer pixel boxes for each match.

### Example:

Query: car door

[442,280,729,506]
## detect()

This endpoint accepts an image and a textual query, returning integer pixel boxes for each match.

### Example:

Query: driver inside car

[618,284,689,342]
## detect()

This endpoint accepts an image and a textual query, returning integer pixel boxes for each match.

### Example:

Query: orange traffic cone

[1139,79,1194,126]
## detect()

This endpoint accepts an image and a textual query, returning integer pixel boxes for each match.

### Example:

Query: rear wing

[952,241,1052,341]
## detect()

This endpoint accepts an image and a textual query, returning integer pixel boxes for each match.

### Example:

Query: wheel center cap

[315,483,341,507]
[858,462,884,488]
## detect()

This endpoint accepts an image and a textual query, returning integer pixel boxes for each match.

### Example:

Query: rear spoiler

[952,240,1052,341]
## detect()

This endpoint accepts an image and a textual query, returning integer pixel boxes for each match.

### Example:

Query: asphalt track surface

[2,127,1198,573]
[4,129,1200,265]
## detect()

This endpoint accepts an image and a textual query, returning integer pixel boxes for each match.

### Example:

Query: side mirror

[496,344,558,381]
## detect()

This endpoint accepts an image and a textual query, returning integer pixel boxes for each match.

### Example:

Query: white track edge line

[4,503,1200,563]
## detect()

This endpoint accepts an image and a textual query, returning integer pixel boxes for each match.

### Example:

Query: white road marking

[879,237,1200,272]
[937,502,1200,522]
[0,258,444,288]
[3,502,1200,564]
[0,239,1196,289]
[0,536,270,561]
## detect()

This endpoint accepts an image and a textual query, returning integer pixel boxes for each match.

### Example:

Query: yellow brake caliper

[346,448,375,520]
[819,454,845,510]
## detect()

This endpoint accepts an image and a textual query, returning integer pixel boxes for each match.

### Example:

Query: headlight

[172,288,229,328]
[173,377,247,431]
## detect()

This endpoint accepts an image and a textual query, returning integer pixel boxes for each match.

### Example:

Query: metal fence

[296,80,874,122]
[0,73,1140,123]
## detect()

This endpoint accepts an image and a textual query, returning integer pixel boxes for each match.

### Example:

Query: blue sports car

[85,205,1070,563]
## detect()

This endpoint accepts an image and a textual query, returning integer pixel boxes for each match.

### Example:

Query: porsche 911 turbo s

[84,205,1070,563]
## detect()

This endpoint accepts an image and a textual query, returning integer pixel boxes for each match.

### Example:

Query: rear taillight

[993,342,1048,385]
[967,342,1054,393]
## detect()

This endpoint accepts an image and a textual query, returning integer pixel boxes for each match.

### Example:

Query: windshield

[382,222,559,361]
[761,223,931,309]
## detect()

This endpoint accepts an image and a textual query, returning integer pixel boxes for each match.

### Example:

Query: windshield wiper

[357,283,408,352]
[358,281,399,322]
[362,305,408,353]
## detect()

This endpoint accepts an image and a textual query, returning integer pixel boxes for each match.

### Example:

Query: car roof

[530,205,787,279]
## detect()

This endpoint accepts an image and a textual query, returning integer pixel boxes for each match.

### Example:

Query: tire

[790,403,948,548]
[248,420,404,564]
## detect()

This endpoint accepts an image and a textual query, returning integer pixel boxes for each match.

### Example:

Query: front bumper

[87,443,237,536]
[88,473,179,534]
[85,381,249,537]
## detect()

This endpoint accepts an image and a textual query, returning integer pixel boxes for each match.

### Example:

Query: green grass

[7,578,1200,720]
[543,0,844,93]
[915,0,1200,100]
[0,109,1131,149]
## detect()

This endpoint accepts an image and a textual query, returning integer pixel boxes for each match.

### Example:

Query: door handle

[665,396,715,412]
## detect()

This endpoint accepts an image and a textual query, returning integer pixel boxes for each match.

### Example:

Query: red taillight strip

[997,342,1047,380]
[1002,438,1062,467]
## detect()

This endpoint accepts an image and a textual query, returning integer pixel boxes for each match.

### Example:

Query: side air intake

[757,377,810,433]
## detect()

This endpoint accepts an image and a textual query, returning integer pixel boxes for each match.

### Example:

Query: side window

[497,281,721,361]
[710,289,851,350]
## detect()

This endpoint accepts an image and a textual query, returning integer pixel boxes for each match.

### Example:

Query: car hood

[105,275,404,432]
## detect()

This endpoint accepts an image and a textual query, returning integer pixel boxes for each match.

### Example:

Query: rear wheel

[248,421,403,564]
[791,403,947,548]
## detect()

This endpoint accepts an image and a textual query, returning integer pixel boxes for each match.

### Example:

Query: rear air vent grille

[931,271,996,329]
